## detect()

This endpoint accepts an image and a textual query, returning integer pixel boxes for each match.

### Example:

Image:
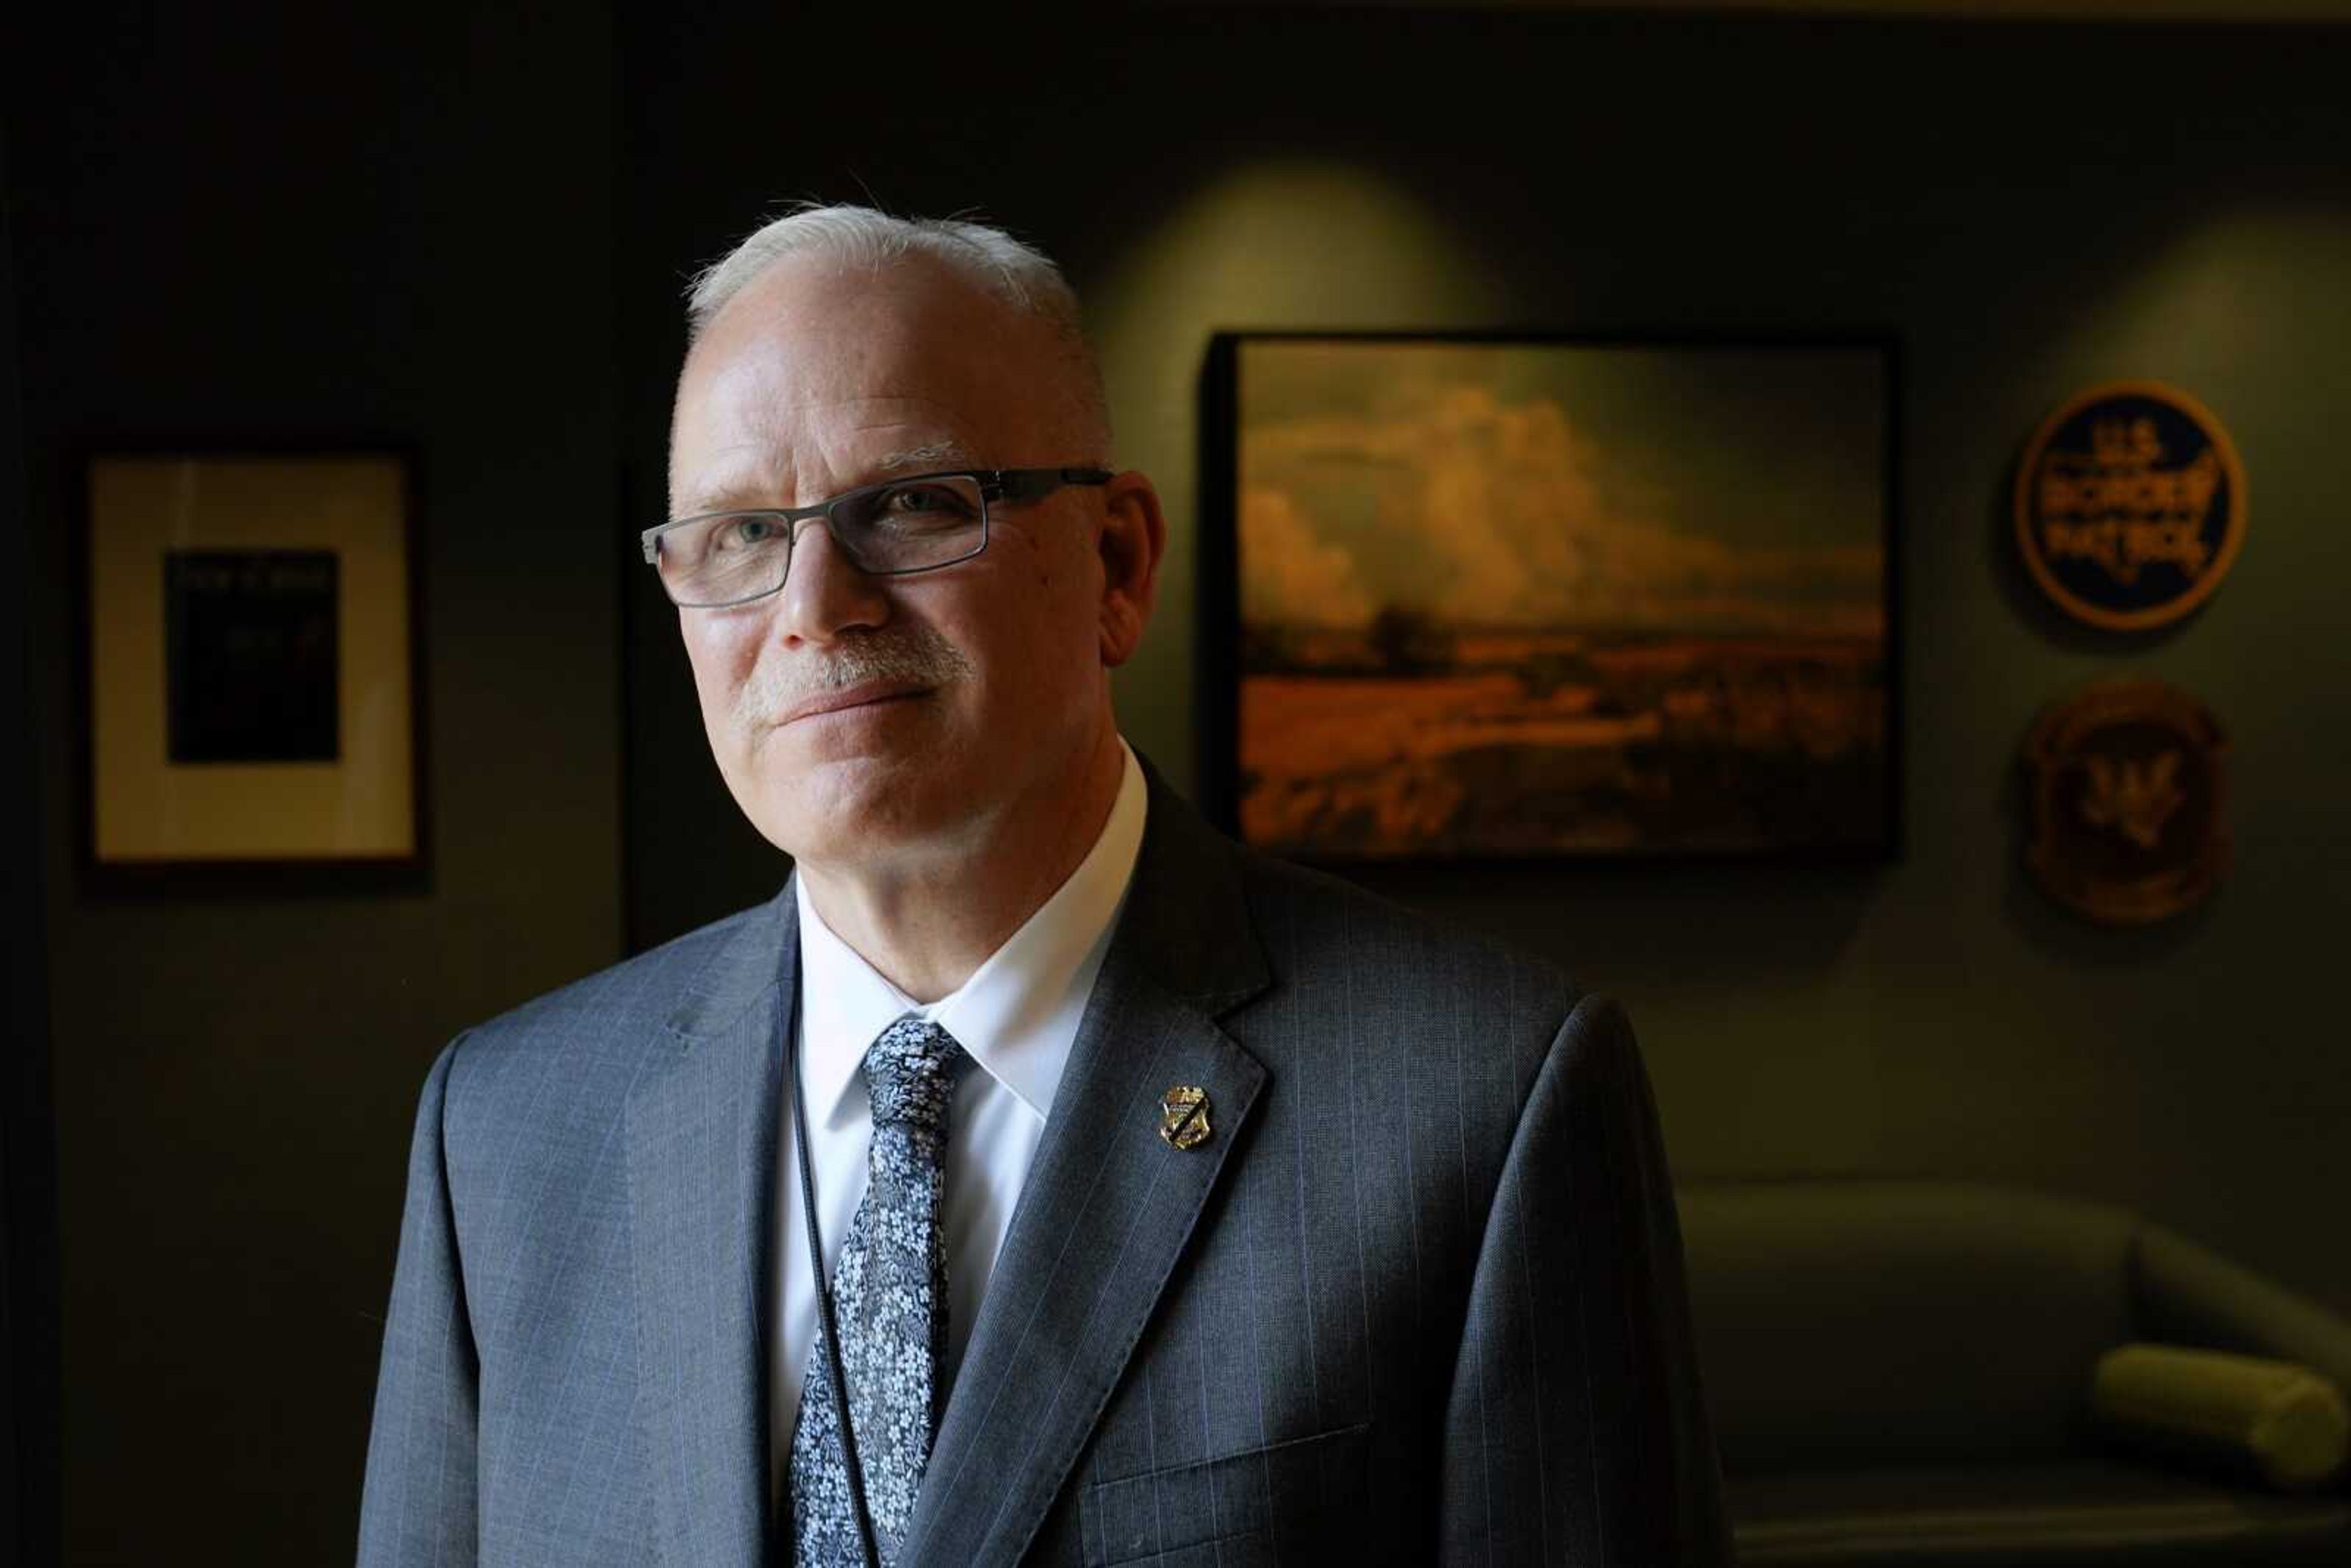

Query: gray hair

[684,203,1111,451]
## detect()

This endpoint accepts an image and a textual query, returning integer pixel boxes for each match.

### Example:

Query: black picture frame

[71,440,432,894]
[1199,330,1902,865]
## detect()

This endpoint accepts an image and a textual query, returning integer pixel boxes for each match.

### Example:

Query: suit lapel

[626,884,795,1567]
[902,766,1273,1565]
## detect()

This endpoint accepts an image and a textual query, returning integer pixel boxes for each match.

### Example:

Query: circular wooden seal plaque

[2014,382,2246,631]
[2022,679,2228,925]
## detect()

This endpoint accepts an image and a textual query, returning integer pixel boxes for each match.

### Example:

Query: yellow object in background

[2093,1343,2350,1493]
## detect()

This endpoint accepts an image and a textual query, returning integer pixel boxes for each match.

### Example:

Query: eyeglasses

[641,466,1114,609]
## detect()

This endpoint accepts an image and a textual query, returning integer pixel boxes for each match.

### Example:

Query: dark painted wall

[6,104,65,1567]
[9,6,621,1562]
[9,4,2349,1564]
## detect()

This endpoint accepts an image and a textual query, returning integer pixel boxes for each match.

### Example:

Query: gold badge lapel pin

[1159,1086,1212,1150]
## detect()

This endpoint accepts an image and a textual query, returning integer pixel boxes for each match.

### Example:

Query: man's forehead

[683,383,972,446]
[670,254,1062,508]
[672,415,984,513]
[696,247,1022,375]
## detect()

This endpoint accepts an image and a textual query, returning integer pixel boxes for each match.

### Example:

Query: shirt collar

[793,740,1149,1132]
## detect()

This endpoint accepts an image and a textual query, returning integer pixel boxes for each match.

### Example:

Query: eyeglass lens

[655,475,988,607]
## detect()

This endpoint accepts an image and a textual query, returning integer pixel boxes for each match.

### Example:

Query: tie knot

[863,1016,966,1130]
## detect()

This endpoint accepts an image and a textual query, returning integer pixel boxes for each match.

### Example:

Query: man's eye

[879,484,977,522]
[714,515,779,550]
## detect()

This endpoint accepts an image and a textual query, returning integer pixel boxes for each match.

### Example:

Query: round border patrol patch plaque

[2014,381,2246,632]
[2022,678,2228,926]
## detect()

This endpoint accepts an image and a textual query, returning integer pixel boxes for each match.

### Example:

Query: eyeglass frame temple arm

[990,465,1115,501]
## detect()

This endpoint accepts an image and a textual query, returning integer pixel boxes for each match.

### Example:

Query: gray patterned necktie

[789,1016,968,1566]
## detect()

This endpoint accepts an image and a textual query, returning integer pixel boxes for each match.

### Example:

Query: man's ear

[1096,470,1165,668]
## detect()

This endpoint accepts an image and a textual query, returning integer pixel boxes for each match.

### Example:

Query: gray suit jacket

[359,765,1731,1565]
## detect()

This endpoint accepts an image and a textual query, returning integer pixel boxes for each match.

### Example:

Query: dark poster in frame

[75,446,429,890]
[1200,332,1899,862]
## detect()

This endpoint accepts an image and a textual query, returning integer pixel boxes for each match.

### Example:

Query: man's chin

[742,763,959,863]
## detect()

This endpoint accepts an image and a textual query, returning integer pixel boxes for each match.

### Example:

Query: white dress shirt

[769,741,1148,1504]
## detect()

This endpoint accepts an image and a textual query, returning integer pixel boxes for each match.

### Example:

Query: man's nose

[772,520,890,645]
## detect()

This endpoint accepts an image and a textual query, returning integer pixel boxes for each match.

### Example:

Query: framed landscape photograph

[77,446,427,888]
[1201,332,1897,861]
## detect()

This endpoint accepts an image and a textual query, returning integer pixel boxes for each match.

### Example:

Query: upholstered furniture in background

[1676,1179,2351,1564]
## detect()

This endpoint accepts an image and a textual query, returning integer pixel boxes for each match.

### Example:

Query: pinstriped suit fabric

[1019,861,1727,1567]
[358,765,1731,1566]
[360,903,783,1563]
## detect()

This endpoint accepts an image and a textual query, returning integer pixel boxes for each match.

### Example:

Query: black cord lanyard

[787,981,884,1568]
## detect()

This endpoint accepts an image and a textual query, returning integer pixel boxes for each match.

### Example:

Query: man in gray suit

[359,206,1730,1566]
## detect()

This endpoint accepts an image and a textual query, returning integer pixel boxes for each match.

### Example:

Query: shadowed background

[5,3,2347,1562]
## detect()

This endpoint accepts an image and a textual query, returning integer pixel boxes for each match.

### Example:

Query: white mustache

[731,626,974,735]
